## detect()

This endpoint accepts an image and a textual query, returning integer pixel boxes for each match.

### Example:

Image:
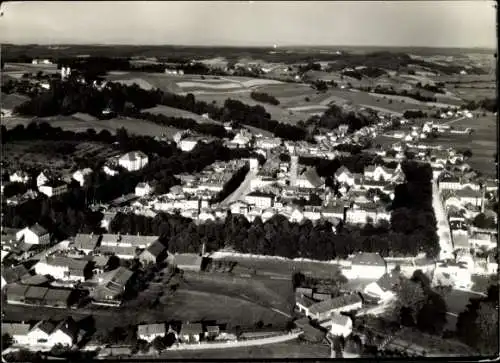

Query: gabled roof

[99,267,134,293]
[27,223,48,236]
[180,323,203,335]
[74,233,101,251]
[43,256,89,272]
[308,294,362,315]
[32,320,58,335]
[4,283,30,297]
[1,92,30,110]
[119,151,148,162]
[376,272,401,292]
[335,166,353,178]
[351,252,386,267]
[330,313,351,327]
[144,240,167,258]
[174,253,202,267]
[455,187,481,199]
[54,317,79,339]
[3,264,30,284]
[138,323,166,336]
[295,293,316,308]
[44,288,72,303]
[25,286,49,300]
[301,167,324,188]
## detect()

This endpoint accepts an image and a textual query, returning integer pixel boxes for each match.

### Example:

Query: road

[441,116,467,126]
[221,169,258,206]
[432,180,454,260]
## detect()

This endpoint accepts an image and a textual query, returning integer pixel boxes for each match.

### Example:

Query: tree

[416,292,448,334]
[152,336,166,353]
[475,301,499,355]
[473,213,496,229]
[395,278,426,325]
[2,333,13,350]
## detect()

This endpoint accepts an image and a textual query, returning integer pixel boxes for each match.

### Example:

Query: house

[173,253,203,272]
[36,171,52,187]
[455,187,482,207]
[296,167,325,189]
[205,325,221,339]
[296,287,314,297]
[1,264,30,290]
[118,151,149,171]
[438,176,462,191]
[349,252,387,279]
[135,182,153,197]
[312,292,332,301]
[93,266,134,306]
[26,320,58,346]
[74,233,101,255]
[245,191,274,209]
[39,181,68,197]
[16,223,50,245]
[34,255,90,281]
[47,317,79,347]
[335,166,355,186]
[138,240,168,265]
[325,313,353,338]
[72,168,93,187]
[364,165,402,182]
[178,137,201,152]
[10,170,30,184]
[307,294,363,321]
[103,164,120,176]
[179,323,203,343]
[137,323,166,342]
[4,283,30,304]
[2,323,31,345]
[363,272,400,303]
[295,293,317,316]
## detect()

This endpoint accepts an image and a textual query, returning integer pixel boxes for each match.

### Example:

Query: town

[1,1,498,361]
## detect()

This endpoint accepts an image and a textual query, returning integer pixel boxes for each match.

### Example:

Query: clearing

[141,105,220,124]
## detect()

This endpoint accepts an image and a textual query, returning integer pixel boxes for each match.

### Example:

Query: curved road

[432,180,454,261]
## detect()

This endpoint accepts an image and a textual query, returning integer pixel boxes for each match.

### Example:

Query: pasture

[142,104,221,124]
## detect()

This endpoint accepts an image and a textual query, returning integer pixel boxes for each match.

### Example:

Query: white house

[103,165,120,177]
[118,151,149,171]
[35,256,89,281]
[245,191,274,209]
[137,323,166,342]
[2,323,31,345]
[47,318,79,347]
[363,272,400,303]
[455,187,482,207]
[178,137,201,152]
[326,314,353,338]
[26,320,57,346]
[10,171,30,184]
[39,181,68,198]
[16,223,50,245]
[72,168,93,187]
[296,168,325,189]
[335,166,355,186]
[37,171,51,187]
[307,294,363,321]
[135,182,153,197]
[179,323,203,343]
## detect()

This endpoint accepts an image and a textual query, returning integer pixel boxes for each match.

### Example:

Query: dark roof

[351,252,386,267]
[295,293,316,308]
[20,274,50,286]
[28,223,48,236]
[98,245,137,257]
[330,313,351,326]
[74,233,101,251]
[301,167,324,188]
[100,267,134,293]
[3,264,30,284]
[376,272,401,292]
[24,286,49,300]
[44,256,89,271]
[1,93,30,110]
[143,240,167,258]
[44,288,72,303]
[180,323,203,335]
[335,166,353,178]
[308,294,362,315]
[54,317,79,339]
[33,320,58,335]
[246,191,275,198]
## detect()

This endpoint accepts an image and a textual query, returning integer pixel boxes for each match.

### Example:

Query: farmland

[141,104,220,124]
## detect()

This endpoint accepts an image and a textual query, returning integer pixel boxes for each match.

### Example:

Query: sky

[0,1,496,48]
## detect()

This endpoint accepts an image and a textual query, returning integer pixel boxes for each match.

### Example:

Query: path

[432,180,454,260]
[441,116,466,126]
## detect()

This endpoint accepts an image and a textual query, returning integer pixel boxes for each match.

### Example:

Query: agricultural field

[141,105,220,124]
[3,115,181,139]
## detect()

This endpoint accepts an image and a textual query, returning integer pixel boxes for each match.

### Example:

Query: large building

[118,151,149,171]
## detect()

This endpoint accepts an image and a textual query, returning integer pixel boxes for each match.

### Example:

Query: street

[432,180,454,260]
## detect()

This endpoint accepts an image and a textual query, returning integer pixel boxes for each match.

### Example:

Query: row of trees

[403,110,428,119]
[462,98,497,113]
[373,86,438,103]
[250,91,280,106]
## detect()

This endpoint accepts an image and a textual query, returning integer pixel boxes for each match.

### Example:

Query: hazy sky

[0,1,496,48]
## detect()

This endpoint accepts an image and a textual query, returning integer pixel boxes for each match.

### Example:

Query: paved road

[432,180,454,260]
[221,169,258,206]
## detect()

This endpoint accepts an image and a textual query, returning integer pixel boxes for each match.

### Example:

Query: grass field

[3,115,181,139]
[160,341,330,359]
[141,104,221,124]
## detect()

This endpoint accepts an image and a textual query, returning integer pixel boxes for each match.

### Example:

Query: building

[137,323,166,342]
[34,256,90,282]
[118,151,149,171]
[47,318,79,347]
[307,294,363,321]
[26,320,58,346]
[10,170,30,184]
[173,253,203,272]
[296,167,325,189]
[73,233,102,255]
[363,272,400,303]
[455,187,482,207]
[295,293,317,316]
[93,266,134,306]
[335,166,355,186]
[326,313,353,338]
[204,325,221,339]
[16,224,50,245]
[179,323,203,343]
[349,252,387,279]
[139,240,168,265]
[135,182,153,197]
[178,137,201,152]
[1,323,31,345]
[1,264,30,290]
[245,191,274,209]
[72,168,93,187]
[39,181,68,198]
[36,171,52,188]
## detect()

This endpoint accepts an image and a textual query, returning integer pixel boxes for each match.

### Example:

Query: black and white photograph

[0,0,498,360]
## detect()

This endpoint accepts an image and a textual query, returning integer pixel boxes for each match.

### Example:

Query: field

[160,341,330,359]
[3,115,181,139]
[141,105,220,124]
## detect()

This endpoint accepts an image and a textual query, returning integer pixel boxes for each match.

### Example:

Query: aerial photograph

[0,0,498,360]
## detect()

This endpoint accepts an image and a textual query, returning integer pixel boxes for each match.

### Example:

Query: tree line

[250,91,280,106]
[305,104,379,132]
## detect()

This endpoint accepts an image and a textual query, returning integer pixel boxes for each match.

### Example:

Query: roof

[180,323,203,335]
[453,233,469,248]
[25,286,49,300]
[101,234,158,247]
[74,233,101,251]
[246,191,275,199]
[99,245,137,257]
[20,274,50,286]
[174,253,202,267]
[32,320,58,335]
[44,256,89,271]
[376,272,401,292]
[44,288,72,303]
[54,317,79,339]
[330,313,351,327]
[1,92,30,111]
[295,293,317,308]
[455,187,481,199]
[3,264,30,284]
[206,325,220,333]
[99,267,134,293]
[5,283,30,297]
[335,166,353,178]
[301,167,324,188]
[119,151,148,162]
[308,294,362,315]
[28,223,48,236]
[351,252,386,267]
[137,323,166,336]
[143,240,167,258]
[2,323,31,336]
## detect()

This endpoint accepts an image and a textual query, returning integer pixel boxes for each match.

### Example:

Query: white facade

[37,172,50,187]
[348,265,386,280]
[16,226,50,245]
[135,183,153,197]
[103,165,120,176]
[245,193,274,209]
[27,327,52,346]
[329,317,353,338]
[47,329,73,347]
[39,184,68,198]
[363,282,396,302]
[179,139,199,152]
[118,151,149,172]
[72,168,93,187]
[10,171,30,184]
